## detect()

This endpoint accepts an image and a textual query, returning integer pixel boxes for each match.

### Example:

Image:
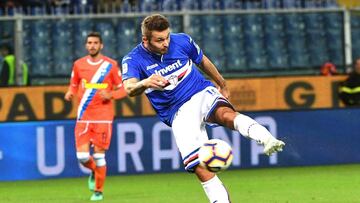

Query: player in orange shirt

[65,32,126,201]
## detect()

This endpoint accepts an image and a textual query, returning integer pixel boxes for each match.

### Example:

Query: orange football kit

[69,55,126,150]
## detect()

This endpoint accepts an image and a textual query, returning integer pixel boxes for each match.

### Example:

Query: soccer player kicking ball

[121,14,285,203]
[65,32,126,201]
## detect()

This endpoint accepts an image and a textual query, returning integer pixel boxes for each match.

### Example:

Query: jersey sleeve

[181,34,203,65]
[110,63,127,99]
[121,56,141,81]
[69,62,80,94]
[111,62,122,86]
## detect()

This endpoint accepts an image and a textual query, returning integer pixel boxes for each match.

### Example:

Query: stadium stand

[263,14,288,69]
[201,15,226,71]
[303,13,329,67]
[223,14,247,71]
[0,0,344,15]
[72,19,94,59]
[94,21,117,59]
[27,20,53,76]
[166,15,183,33]
[0,20,14,42]
[323,12,344,65]
[0,0,357,84]
[186,16,203,45]
[351,11,360,60]
[116,19,139,58]
[139,0,158,12]
[52,19,74,76]
[182,0,201,10]
[161,0,181,11]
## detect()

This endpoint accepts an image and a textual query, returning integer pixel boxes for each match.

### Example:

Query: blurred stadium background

[1,0,360,202]
[1,0,359,84]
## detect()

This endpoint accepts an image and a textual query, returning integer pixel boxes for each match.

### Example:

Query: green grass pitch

[1,164,360,203]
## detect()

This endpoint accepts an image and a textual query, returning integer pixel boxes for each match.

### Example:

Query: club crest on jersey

[100,68,108,76]
[167,75,179,86]
[154,60,182,76]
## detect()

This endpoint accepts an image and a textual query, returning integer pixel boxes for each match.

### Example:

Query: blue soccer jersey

[121,33,214,126]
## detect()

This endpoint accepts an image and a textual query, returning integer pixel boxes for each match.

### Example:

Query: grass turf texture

[1,164,359,203]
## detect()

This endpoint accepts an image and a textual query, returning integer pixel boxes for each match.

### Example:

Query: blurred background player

[121,14,285,203]
[339,58,360,106]
[0,43,29,86]
[64,32,126,201]
[320,62,337,76]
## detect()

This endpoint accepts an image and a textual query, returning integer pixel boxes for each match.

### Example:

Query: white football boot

[263,137,285,156]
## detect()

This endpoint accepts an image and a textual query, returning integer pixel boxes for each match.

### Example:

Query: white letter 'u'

[37,126,65,176]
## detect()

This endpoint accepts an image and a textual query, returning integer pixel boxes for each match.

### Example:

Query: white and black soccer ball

[198,139,233,173]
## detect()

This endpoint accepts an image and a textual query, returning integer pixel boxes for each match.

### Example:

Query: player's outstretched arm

[123,78,146,97]
[198,55,230,99]
[123,75,167,97]
[98,84,127,101]
[111,84,127,100]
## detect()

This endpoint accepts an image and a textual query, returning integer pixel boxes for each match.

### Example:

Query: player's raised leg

[210,106,285,156]
[234,113,285,155]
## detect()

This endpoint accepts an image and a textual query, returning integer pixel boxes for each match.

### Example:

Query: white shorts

[171,86,232,172]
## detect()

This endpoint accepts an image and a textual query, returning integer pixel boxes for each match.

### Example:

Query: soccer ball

[198,139,233,173]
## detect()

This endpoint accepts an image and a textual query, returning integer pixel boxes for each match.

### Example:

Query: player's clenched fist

[64,91,74,101]
[99,90,112,101]
[218,86,230,99]
[142,74,167,90]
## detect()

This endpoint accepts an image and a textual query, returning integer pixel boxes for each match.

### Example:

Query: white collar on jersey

[86,58,104,65]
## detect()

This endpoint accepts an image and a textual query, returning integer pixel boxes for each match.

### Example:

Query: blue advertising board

[0,108,359,181]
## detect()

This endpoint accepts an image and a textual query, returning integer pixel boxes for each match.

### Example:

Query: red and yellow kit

[69,55,124,149]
